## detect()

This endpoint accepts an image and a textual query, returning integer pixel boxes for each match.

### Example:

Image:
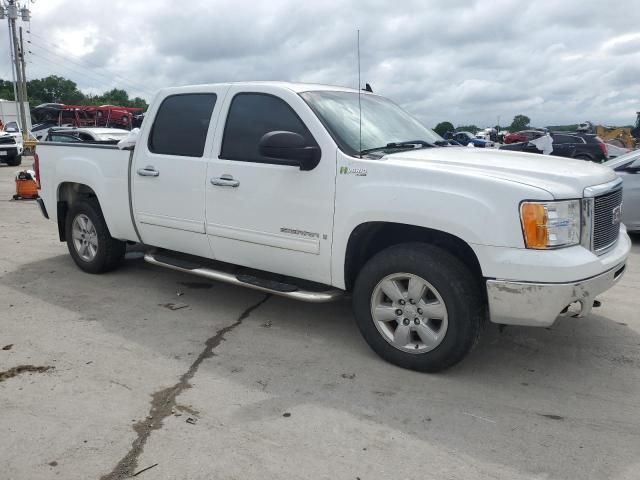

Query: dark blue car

[444,131,494,148]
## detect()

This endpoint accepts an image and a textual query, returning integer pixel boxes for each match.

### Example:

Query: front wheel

[65,199,126,274]
[352,243,485,372]
[5,154,21,166]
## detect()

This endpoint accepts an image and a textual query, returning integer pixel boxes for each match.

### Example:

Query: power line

[27,32,153,95]
[28,51,116,94]
[28,30,143,82]
[28,49,115,89]
[29,39,153,95]
[28,49,149,99]
[24,50,114,94]
[28,40,153,96]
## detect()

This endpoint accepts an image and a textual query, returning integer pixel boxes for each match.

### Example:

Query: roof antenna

[357,29,362,158]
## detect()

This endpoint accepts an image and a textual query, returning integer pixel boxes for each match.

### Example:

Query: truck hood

[0,132,17,143]
[386,147,617,199]
[0,131,22,141]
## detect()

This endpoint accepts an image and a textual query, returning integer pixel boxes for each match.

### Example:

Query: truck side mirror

[258,131,321,171]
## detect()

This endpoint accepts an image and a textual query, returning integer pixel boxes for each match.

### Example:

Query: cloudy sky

[2,0,640,128]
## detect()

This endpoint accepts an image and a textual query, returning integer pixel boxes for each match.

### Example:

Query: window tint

[149,93,217,157]
[5,121,19,133]
[525,131,541,140]
[50,134,80,142]
[554,135,575,144]
[220,93,316,163]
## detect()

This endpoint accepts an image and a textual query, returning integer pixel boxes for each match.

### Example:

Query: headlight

[520,200,581,249]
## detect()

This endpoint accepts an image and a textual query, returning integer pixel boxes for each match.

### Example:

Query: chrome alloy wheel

[71,214,98,262]
[370,273,449,354]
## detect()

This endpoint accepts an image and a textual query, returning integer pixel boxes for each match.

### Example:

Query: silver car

[604,150,640,232]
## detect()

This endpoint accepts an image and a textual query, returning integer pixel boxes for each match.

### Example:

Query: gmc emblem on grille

[612,205,622,225]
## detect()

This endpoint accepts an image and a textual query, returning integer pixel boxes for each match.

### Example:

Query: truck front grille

[593,187,623,252]
[0,136,16,145]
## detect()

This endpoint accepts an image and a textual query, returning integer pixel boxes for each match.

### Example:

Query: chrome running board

[144,252,344,303]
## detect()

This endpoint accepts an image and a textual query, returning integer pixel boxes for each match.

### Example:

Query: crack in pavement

[100,294,271,480]
[0,365,53,382]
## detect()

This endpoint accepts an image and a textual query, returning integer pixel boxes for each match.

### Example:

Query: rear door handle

[137,165,159,177]
[211,174,240,187]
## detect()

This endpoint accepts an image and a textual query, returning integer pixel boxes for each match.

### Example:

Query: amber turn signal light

[520,203,548,249]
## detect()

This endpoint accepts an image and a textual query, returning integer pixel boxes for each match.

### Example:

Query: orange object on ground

[13,171,39,200]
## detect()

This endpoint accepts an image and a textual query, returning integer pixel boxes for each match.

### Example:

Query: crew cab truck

[35,82,631,372]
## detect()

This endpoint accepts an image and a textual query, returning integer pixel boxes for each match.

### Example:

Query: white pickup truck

[0,121,24,166]
[35,82,631,372]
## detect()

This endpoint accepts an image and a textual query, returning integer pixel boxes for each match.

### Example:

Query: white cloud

[1,0,639,127]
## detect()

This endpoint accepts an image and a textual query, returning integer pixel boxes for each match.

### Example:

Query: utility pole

[1,0,32,139]
[19,26,28,112]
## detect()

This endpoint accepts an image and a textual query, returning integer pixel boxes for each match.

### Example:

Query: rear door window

[50,134,80,142]
[554,135,573,144]
[148,93,217,157]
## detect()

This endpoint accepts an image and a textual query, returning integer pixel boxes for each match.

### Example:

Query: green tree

[99,88,130,106]
[545,124,579,132]
[27,75,86,105]
[433,121,454,136]
[86,90,148,109]
[0,79,15,100]
[509,114,530,132]
[129,96,148,110]
[456,125,480,134]
[2,75,148,111]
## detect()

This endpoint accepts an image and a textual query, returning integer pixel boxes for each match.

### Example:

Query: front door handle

[211,174,240,187]
[137,165,159,177]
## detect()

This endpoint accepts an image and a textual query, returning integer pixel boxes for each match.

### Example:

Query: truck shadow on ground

[2,244,639,479]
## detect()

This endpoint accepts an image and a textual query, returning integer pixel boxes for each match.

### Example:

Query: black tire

[5,155,21,166]
[353,243,485,373]
[65,198,126,274]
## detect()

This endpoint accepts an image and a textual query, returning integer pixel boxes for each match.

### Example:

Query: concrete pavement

[1,160,639,479]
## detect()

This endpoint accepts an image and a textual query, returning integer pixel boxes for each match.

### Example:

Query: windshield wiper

[359,140,437,156]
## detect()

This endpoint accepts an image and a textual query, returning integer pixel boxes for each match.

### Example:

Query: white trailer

[0,99,32,130]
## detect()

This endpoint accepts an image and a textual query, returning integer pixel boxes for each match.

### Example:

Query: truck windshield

[300,90,443,157]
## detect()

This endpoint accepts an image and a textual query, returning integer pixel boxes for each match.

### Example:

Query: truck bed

[37,143,138,242]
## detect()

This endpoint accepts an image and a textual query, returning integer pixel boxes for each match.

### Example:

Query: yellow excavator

[579,113,640,149]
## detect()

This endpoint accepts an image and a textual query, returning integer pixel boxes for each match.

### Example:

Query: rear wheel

[353,243,485,372]
[65,198,126,273]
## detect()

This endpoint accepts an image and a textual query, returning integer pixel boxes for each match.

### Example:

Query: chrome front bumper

[486,262,627,327]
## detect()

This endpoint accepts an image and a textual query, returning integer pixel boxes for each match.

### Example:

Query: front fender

[330,156,552,288]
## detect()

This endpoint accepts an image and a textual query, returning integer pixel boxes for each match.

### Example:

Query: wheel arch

[343,222,484,293]
[56,182,100,241]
